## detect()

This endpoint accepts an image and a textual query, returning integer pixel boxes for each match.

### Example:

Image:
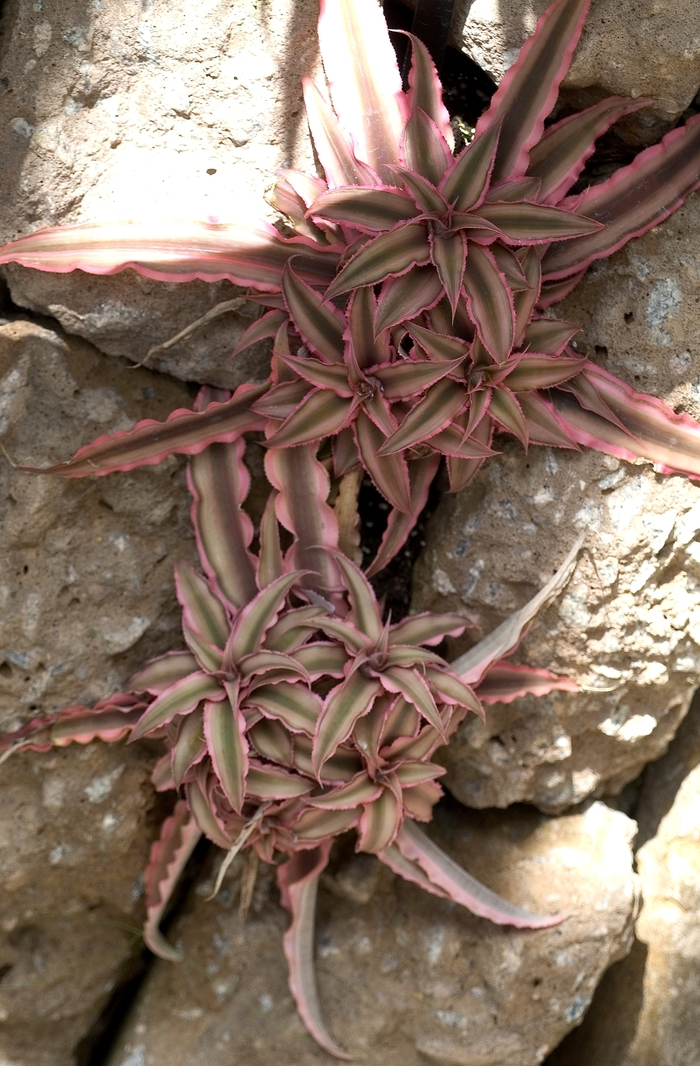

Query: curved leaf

[309,186,420,231]
[326,222,431,299]
[204,694,248,812]
[463,244,515,361]
[282,263,345,362]
[477,660,578,704]
[378,379,466,455]
[357,788,402,853]
[309,771,382,809]
[144,802,202,962]
[374,265,444,334]
[130,652,199,695]
[302,77,378,189]
[475,201,602,243]
[265,389,353,448]
[130,672,224,741]
[248,681,322,736]
[247,761,313,800]
[405,33,454,150]
[401,109,453,187]
[441,123,501,211]
[314,670,382,774]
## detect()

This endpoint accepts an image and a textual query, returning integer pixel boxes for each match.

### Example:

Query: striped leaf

[282,263,345,362]
[357,788,402,853]
[248,681,322,736]
[313,670,382,773]
[130,672,224,741]
[144,802,202,962]
[326,222,431,299]
[204,693,248,812]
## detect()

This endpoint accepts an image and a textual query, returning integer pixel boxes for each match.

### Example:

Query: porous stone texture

[556,192,700,424]
[412,442,700,813]
[0,740,165,1066]
[0,317,195,727]
[106,801,638,1066]
[0,0,320,382]
[546,694,700,1066]
[450,0,700,139]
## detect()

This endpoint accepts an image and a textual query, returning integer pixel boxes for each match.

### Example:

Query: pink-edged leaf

[0,218,340,290]
[379,379,467,455]
[249,717,295,766]
[405,33,454,151]
[130,672,224,741]
[476,0,590,182]
[332,551,383,641]
[280,355,352,396]
[356,788,402,853]
[451,532,584,684]
[130,652,198,695]
[537,270,586,308]
[265,608,327,654]
[405,321,469,362]
[325,222,431,299]
[227,572,300,660]
[384,645,446,668]
[315,616,373,654]
[374,264,444,333]
[401,109,453,187]
[397,820,565,927]
[265,390,353,449]
[390,612,468,647]
[381,696,420,746]
[248,681,322,736]
[378,841,450,899]
[474,201,602,243]
[383,723,442,763]
[230,309,288,360]
[425,667,483,716]
[446,414,495,492]
[505,353,585,391]
[431,231,466,314]
[277,168,328,210]
[268,172,329,242]
[265,445,342,594]
[373,356,463,399]
[365,452,440,578]
[394,761,446,786]
[282,262,345,363]
[144,801,202,961]
[477,660,578,703]
[463,244,515,361]
[388,163,449,215]
[292,805,361,840]
[314,670,382,774]
[171,707,207,788]
[428,423,497,460]
[185,773,234,850]
[258,492,285,590]
[294,733,362,783]
[317,0,406,177]
[527,96,651,202]
[402,780,444,822]
[247,760,313,800]
[253,380,310,420]
[552,363,700,477]
[47,707,143,747]
[333,426,360,476]
[381,666,444,736]
[278,841,351,1060]
[518,390,578,448]
[441,122,501,211]
[204,693,248,812]
[174,561,229,649]
[492,244,529,290]
[302,77,379,189]
[187,439,258,609]
[23,385,267,479]
[309,186,420,232]
[294,643,349,679]
[309,771,382,809]
[512,246,542,346]
[484,177,543,203]
[355,410,412,513]
[520,317,580,355]
[239,649,310,683]
[489,387,529,446]
[543,113,700,279]
[347,286,388,369]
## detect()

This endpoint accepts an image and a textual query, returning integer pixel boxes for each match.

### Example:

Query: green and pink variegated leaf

[309,186,420,232]
[356,787,402,853]
[477,660,578,703]
[401,109,453,188]
[378,841,450,899]
[326,222,431,299]
[265,389,353,449]
[131,653,199,694]
[374,265,444,334]
[441,123,501,212]
[463,244,515,361]
[144,801,202,961]
[227,572,301,660]
[46,704,145,747]
[365,453,440,578]
[171,708,207,788]
[332,552,382,642]
[451,533,584,685]
[278,841,350,1060]
[355,410,412,513]
[518,390,578,448]
[204,692,248,812]
[174,561,229,652]
[0,219,341,291]
[314,670,382,774]
[302,77,379,189]
[282,263,345,363]
[382,666,444,736]
[396,820,565,927]
[474,201,601,243]
[543,113,700,280]
[292,805,361,839]
[317,0,406,178]
[248,681,322,736]
[476,0,590,182]
[130,672,224,741]
[309,771,382,809]
[230,308,287,360]
[552,364,700,477]
[23,385,267,478]
[247,761,314,800]
[379,379,466,455]
[405,33,454,152]
[527,95,651,203]
[390,612,468,647]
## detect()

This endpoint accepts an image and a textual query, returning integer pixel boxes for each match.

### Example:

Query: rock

[0,317,195,723]
[0,0,319,382]
[412,441,700,814]
[0,740,165,1066]
[106,800,638,1066]
[545,692,700,1066]
[450,0,700,140]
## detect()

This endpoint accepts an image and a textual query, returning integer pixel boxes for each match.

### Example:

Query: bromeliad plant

[1,424,580,1059]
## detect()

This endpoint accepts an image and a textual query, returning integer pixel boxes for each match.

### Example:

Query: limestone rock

[0,317,195,724]
[0,741,164,1066]
[450,0,700,139]
[0,0,319,381]
[412,442,700,813]
[106,801,638,1066]
[545,694,700,1066]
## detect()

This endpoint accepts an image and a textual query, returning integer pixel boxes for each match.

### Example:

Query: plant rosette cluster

[1,433,579,1058]
[4,0,700,581]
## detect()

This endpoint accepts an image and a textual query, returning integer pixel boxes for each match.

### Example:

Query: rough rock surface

[0,317,197,725]
[0,740,165,1066]
[412,442,700,813]
[106,801,638,1066]
[451,0,700,139]
[0,0,320,382]
[546,694,700,1066]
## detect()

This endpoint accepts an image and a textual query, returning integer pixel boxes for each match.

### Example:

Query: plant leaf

[489,387,529,446]
[451,532,584,684]
[355,410,412,512]
[174,561,229,649]
[23,385,267,478]
[309,186,420,231]
[326,222,431,299]
[518,390,578,448]
[396,820,565,927]
[475,201,602,243]
[505,354,585,390]
[248,718,295,766]
[282,262,346,362]
[365,452,440,578]
[144,801,202,961]
[265,389,353,448]
[292,805,361,840]
[463,244,515,361]
[357,788,402,853]
[401,109,453,187]
[248,681,322,736]
[302,77,379,188]
[374,264,444,333]
[379,379,467,455]
[477,660,578,703]
[390,612,468,646]
[378,842,450,898]
[381,666,444,736]
[430,231,466,314]
[520,317,580,355]
[247,761,313,800]
[476,0,591,182]
[441,123,501,211]
[294,643,349,678]
[130,652,199,695]
[130,672,224,741]
[230,308,288,359]
[227,572,301,660]
[204,693,248,812]
[310,771,383,809]
[314,670,382,774]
